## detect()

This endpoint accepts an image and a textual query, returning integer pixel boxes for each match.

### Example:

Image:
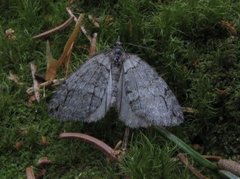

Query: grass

[1,0,240,178]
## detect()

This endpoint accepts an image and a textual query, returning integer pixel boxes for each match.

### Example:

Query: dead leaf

[19,128,29,136]
[27,95,37,107]
[26,166,36,179]
[58,14,84,76]
[40,136,47,145]
[15,141,23,150]
[218,159,240,177]
[5,28,16,40]
[220,20,237,35]
[7,71,23,85]
[45,41,59,81]
[62,42,74,76]
[105,15,114,24]
[89,33,97,57]
[37,157,53,166]
[45,14,84,81]
[216,88,228,96]
[35,169,46,179]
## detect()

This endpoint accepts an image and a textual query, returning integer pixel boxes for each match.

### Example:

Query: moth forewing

[117,66,150,128]
[118,54,184,127]
[48,53,112,122]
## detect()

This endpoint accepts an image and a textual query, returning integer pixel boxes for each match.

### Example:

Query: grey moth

[48,40,184,128]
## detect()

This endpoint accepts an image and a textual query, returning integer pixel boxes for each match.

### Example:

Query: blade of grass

[155,127,238,179]
[156,127,217,170]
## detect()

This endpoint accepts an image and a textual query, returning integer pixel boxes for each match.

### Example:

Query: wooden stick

[32,16,74,39]
[122,127,130,152]
[26,166,36,179]
[88,15,100,28]
[182,107,198,113]
[26,78,65,94]
[59,132,119,162]
[80,25,91,41]
[66,7,91,41]
[66,7,77,22]
[30,63,40,102]
[203,155,222,161]
[178,153,209,179]
[89,33,97,57]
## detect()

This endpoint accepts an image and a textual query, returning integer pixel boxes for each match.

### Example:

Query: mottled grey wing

[117,54,184,128]
[48,53,112,122]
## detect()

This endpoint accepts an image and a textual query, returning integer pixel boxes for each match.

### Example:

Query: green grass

[1,0,240,178]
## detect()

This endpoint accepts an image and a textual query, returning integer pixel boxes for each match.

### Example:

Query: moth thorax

[113,46,123,65]
[110,62,122,107]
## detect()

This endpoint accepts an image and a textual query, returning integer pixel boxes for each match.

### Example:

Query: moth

[48,40,184,128]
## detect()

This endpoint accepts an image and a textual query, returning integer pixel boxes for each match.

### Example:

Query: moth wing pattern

[117,54,184,128]
[48,53,112,122]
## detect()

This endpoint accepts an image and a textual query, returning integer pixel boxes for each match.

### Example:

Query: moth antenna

[125,42,162,55]
[117,36,121,43]
[115,36,122,47]
[125,42,152,50]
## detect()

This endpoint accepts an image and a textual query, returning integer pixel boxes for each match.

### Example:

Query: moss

[1,0,240,177]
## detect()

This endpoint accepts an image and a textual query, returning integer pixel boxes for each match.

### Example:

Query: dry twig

[7,71,23,85]
[178,153,209,179]
[26,166,35,179]
[182,107,198,113]
[66,8,91,41]
[30,63,40,102]
[89,33,97,57]
[59,132,119,162]
[66,7,77,22]
[80,25,91,41]
[203,155,222,161]
[32,17,74,39]
[26,78,65,94]
[88,15,100,28]
[37,157,53,166]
